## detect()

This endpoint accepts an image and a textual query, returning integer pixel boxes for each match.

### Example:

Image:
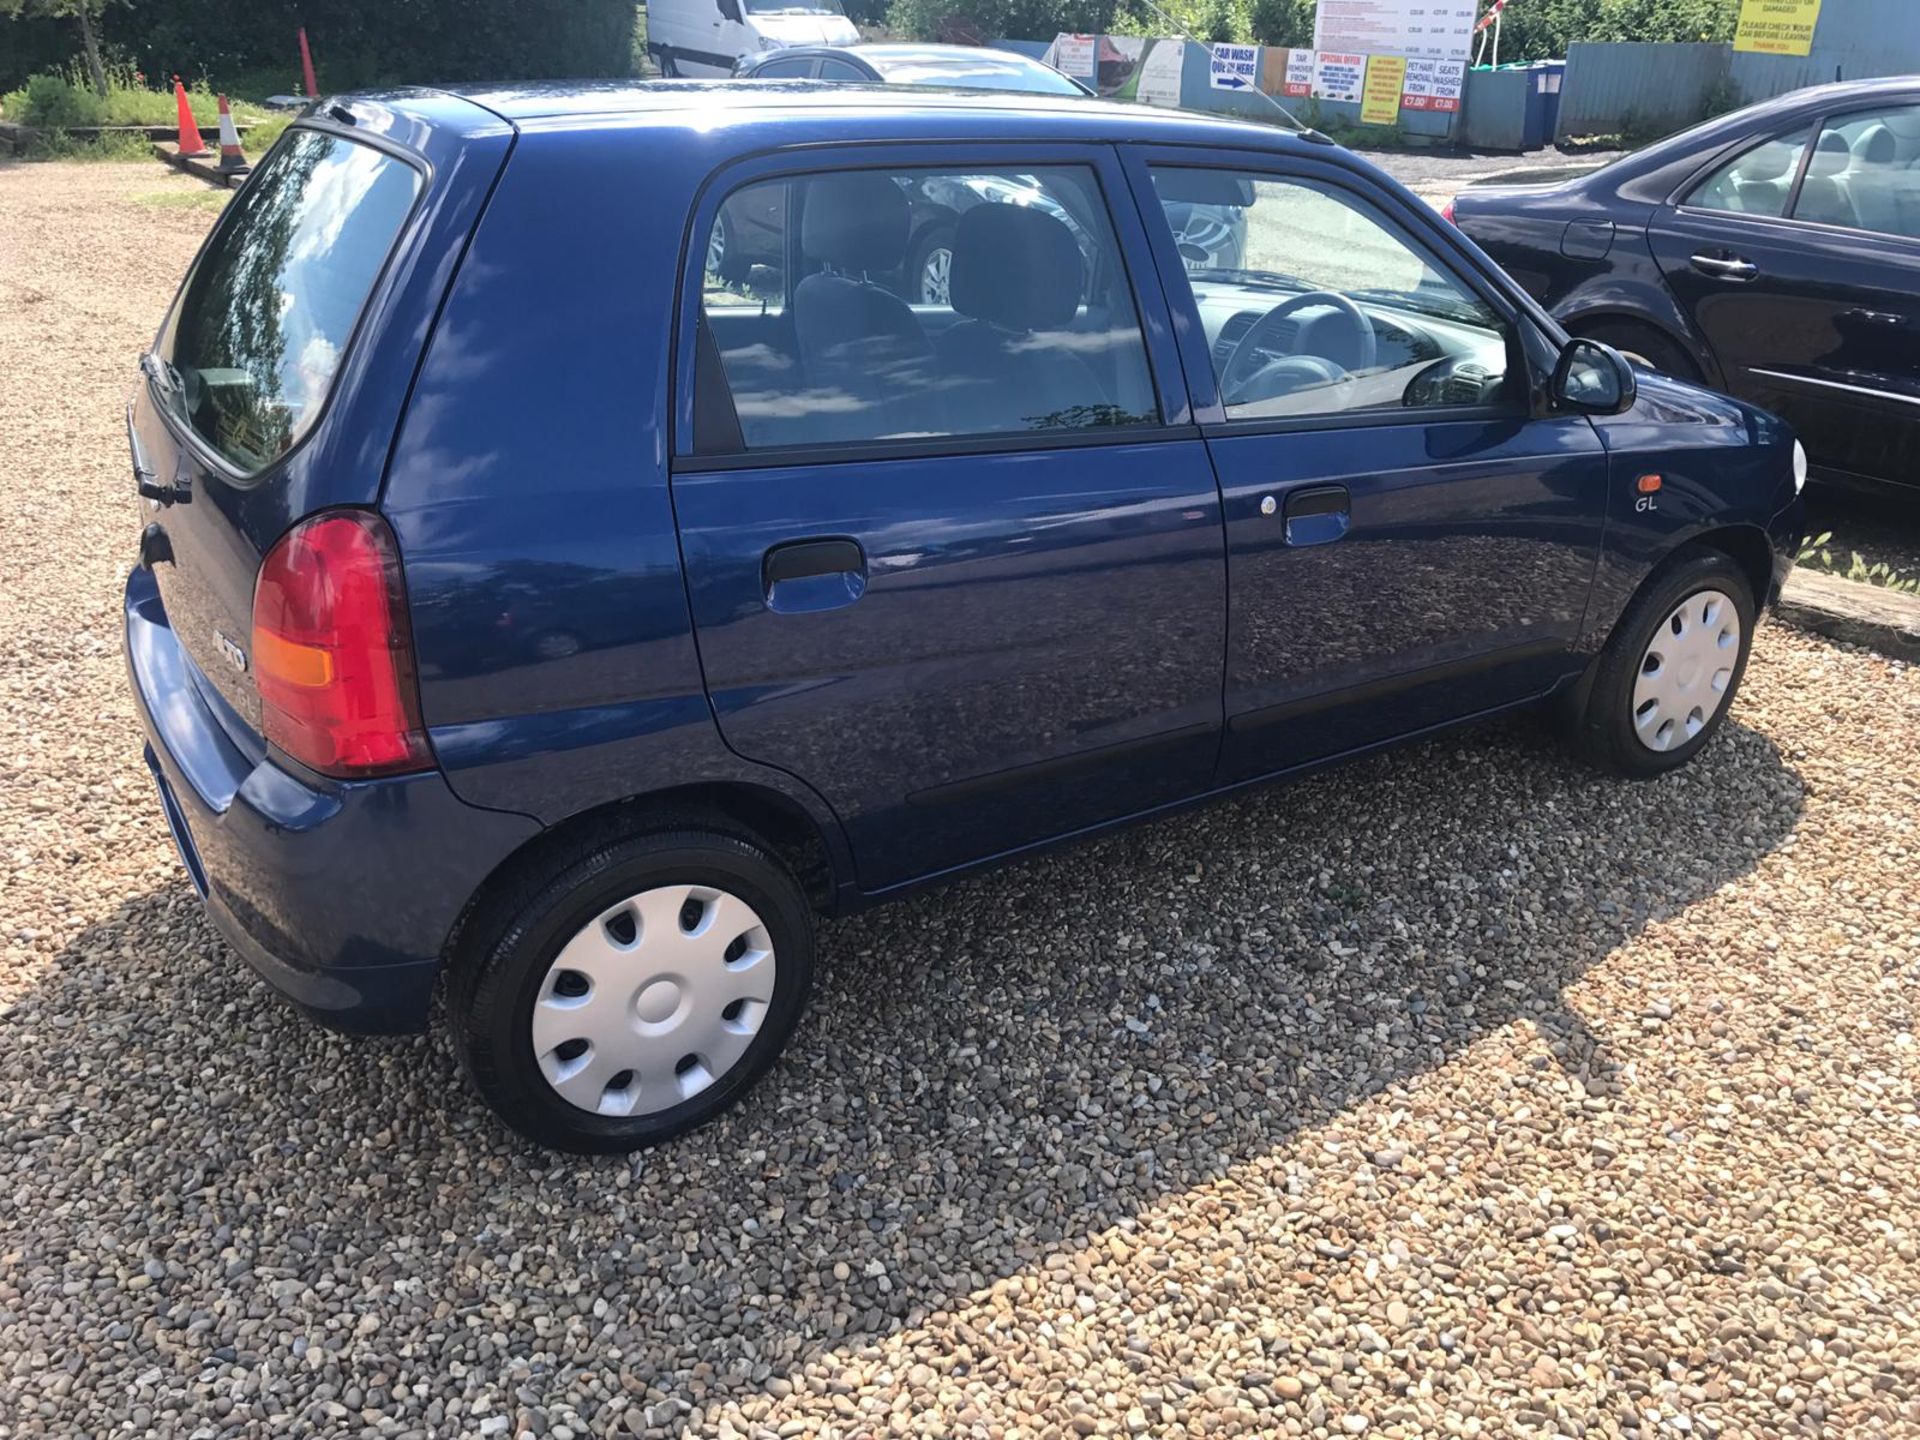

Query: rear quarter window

[155,127,422,475]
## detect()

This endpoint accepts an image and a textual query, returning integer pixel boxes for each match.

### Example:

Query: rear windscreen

[154,128,421,474]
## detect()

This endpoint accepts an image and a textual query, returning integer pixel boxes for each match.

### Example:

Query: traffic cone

[173,76,207,156]
[215,95,248,173]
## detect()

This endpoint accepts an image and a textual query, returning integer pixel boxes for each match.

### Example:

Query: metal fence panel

[1555,41,1730,141]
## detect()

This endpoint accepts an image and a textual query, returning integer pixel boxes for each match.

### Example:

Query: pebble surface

[3,160,1918,1440]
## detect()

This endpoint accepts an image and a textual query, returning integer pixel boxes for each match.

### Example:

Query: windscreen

[153,128,421,474]
[876,52,1086,95]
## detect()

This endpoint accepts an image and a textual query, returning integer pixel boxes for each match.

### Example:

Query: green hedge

[3,0,641,95]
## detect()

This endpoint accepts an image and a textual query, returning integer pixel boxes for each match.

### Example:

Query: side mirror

[1551,337,1637,416]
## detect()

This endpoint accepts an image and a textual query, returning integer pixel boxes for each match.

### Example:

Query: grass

[134,186,233,212]
[1797,531,1920,595]
[1,62,275,133]
[4,64,295,162]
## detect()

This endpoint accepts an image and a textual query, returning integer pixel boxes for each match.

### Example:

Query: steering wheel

[1220,291,1377,408]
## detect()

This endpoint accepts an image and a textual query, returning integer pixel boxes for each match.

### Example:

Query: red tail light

[251,509,431,778]
[1440,198,1457,225]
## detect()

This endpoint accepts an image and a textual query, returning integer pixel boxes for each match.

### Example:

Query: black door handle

[1844,308,1907,327]
[764,538,865,587]
[1284,485,1349,520]
[1280,485,1350,547]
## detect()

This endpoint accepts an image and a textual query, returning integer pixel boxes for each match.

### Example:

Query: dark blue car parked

[126,82,1805,1152]
[1449,79,1920,499]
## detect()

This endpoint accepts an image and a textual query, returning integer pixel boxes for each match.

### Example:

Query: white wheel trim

[532,884,776,1117]
[1631,588,1740,753]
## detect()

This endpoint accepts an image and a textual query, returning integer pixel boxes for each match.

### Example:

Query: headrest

[801,173,911,271]
[949,204,1084,331]
[1856,123,1897,164]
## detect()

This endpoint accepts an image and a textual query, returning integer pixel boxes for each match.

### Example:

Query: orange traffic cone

[215,95,248,173]
[173,76,207,156]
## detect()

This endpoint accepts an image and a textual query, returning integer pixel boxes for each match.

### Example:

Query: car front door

[1647,103,1920,490]
[671,144,1227,891]
[1126,149,1611,785]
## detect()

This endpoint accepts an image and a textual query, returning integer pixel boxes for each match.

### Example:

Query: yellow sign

[1734,0,1822,56]
[1360,54,1406,126]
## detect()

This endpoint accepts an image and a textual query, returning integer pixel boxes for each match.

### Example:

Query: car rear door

[669,143,1226,892]
[130,104,511,746]
[1646,104,1920,489]
[1123,146,1610,785]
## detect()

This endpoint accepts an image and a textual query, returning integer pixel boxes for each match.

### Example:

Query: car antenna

[1122,0,1324,139]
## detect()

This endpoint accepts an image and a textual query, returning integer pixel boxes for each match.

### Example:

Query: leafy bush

[14,71,104,126]
[2,0,642,100]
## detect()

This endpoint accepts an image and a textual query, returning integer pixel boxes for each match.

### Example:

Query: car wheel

[450,825,814,1153]
[1567,551,1756,778]
[705,213,749,285]
[1573,320,1701,382]
[908,225,955,307]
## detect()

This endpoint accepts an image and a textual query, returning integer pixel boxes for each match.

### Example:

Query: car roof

[397,78,1309,149]
[1599,76,1920,202]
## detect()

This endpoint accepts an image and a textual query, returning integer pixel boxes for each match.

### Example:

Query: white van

[647,0,860,77]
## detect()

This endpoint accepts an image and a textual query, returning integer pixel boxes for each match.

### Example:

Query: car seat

[934,204,1115,434]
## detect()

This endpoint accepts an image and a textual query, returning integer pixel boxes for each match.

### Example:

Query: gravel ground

[4,159,1920,1440]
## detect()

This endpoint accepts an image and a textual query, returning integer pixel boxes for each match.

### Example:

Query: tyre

[705,212,749,285]
[1572,319,1702,383]
[907,223,956,307]
[451,825,814,1153]
[1566,551,1756,778]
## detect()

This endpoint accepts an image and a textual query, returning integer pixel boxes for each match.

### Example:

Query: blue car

[1448,79,1920,499]
[126,83,1805,1152]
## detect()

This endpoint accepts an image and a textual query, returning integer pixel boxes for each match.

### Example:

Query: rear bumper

[124,567,541,1034]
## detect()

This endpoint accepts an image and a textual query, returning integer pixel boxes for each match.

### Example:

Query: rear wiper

[140,349,183,396]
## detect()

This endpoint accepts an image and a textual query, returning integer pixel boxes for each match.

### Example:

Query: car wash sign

[1210,43,1259,90]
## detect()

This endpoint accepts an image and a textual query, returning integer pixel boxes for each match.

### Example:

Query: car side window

[1792,106,1920,239]
[816,58,868,80]
[752,57,817,78]
[695,165,1160,450]
[1149,166,1518,423]
[1686,128,1811,217]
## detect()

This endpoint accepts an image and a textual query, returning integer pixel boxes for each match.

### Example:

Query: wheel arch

[443,781,846,973]
[1562,308,1713,382]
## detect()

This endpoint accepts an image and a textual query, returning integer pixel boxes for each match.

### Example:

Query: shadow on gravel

[2,714,1805,1425]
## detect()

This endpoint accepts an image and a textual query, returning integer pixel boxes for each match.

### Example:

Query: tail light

[1440,198,1457,225]
[251,509,431,778]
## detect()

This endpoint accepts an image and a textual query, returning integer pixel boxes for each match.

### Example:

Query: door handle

[1844,307,1907,327]
[1279,484,1350,547]
[1690,253,1758,281]
[762,537,867,613]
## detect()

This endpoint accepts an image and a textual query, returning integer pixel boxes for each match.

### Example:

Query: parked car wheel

[1572,319,1701,383]
[1567,552,1755,778]
[451,825,814,1153]
[908,224,956,306]
[705,212,751,285]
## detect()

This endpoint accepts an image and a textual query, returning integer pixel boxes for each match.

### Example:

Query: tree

[0,0,114,96]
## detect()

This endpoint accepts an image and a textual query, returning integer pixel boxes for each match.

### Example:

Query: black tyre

[451,826,813,1153]
[1573,319,1702,383]
[1567,551,1756,778]
[906,223,956,306]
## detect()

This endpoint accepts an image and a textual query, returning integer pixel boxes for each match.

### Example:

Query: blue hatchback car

[126,83,1805,1152]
